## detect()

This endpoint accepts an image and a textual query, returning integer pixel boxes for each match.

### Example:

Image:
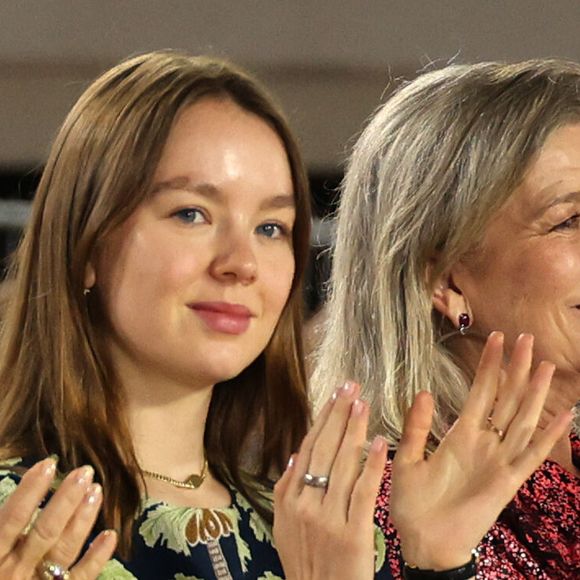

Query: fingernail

[371,436,387,453]
[331,390,338,402]
[75,465,94,485]
[40,457,57,477]
[351,399,365,416]
[340,381,355,397]
[85,483,102,505]
[287,455,295,470]
[90,529,117,550]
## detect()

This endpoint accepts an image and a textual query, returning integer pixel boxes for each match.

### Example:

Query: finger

[511,409,572,478]
[490,333,533,431]
[501,361,555,457]
[324,399,369,510]
[348,436,388,528]
[288,382,360,498]
[44,483,103,568]
[301,382,360,501]
[460,331,504,425]
[286,390,338,497]
[274,454,296,505]
[70,529,117,580]
[0,458,57,559]
[395,391,433,465]
[17,465,94,568]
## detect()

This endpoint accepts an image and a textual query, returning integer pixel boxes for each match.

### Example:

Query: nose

[209,232,258,285]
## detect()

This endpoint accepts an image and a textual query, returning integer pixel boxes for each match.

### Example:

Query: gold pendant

[186,473,204,488]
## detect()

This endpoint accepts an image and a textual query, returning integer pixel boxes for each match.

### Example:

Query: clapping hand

[0,458,116,579]
[274,382,388,580]
[390,332,573,570]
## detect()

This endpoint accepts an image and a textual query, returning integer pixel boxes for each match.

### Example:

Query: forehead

[500,122,580,217]
[150,97,294,201]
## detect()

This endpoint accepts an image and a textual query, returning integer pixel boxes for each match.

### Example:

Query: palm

[390,333,572,570]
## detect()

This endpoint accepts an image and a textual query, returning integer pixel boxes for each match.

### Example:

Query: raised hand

[273,382,388,580]
[390,331,573,571]
[0,458,117,579]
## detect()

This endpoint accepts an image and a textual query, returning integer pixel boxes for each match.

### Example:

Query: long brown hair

[0,51,311,554]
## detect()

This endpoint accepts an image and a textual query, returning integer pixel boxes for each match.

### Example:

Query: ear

[431,270,472,330]
[84,261,96,291]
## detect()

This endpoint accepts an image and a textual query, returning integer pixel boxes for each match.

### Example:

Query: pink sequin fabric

[374,436,579,579]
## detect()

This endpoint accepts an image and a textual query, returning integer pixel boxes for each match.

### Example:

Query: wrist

[401,550,478,580]
[401,541,474,571]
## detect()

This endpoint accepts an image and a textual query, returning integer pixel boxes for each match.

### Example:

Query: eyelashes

[256,222,290,239]
[171,208,291,239]
[551,213,580,231]
[172,208,207,224]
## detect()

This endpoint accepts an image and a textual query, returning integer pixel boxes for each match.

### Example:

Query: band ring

[487,417,505,441]
[303,472,329,489]
[40,560,71,580]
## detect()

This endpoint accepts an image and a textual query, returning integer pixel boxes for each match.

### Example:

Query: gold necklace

[142,459,208,490]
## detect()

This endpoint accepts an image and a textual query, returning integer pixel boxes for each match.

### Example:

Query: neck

[118,357,214,480]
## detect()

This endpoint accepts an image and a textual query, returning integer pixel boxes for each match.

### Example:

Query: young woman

[0,52,571,580]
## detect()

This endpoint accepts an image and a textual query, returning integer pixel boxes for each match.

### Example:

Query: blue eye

[552,214,580,231]
[172,208,206,224]
[256,223,287,239]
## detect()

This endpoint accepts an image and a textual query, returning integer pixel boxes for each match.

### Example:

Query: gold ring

[487,417,505,441]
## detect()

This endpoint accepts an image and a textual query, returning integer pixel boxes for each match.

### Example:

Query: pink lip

[188,301,254,335]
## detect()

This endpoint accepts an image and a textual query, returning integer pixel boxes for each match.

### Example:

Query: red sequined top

[374,435,579,579]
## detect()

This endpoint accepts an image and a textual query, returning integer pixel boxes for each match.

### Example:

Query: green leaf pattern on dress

[139,501,198,557]
[0,457,22,477]
[374,524,386,572]
[97,558,138,579]
[0,476,18,506]
[233,489,273,544]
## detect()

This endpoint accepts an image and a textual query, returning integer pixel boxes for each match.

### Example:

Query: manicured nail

[287,455,295,470]
[351,399,365,416]
[340,381,355,397]
[370,436,387,453]
[40,457,57,477]
[331,390,338,402]
[85,483,102,505]
[90,529,117,551]
[75,465,94,485]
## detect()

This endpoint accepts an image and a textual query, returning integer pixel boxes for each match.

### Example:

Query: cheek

[98,230,202,316]
[262,251,295,314]
[509,244,580,300]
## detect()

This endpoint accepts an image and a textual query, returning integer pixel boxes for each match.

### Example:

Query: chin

[203,357,259,386]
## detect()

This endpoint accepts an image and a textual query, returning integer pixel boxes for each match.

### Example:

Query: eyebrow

[534,190,580,219]
[150,177,295,211]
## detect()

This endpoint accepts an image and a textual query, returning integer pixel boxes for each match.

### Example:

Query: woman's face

[91,97,296,389]
[454,122,580,379]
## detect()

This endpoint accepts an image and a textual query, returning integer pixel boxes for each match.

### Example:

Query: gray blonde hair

[312,60,580,448]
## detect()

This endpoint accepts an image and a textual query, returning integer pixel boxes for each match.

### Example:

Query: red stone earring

[458,313,471,335]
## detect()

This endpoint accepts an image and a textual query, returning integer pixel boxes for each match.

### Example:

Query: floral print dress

[0,459,393,580]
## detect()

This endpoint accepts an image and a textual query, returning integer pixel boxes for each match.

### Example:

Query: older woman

[313,60,580,578]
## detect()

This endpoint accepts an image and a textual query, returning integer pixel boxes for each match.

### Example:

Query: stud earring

[458,312,471,335]
[83,288,91,296]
